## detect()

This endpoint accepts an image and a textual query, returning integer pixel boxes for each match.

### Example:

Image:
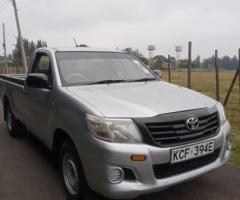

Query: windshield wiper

[130,78,157,82]
[83,78,157,85]
[86,79,128,85]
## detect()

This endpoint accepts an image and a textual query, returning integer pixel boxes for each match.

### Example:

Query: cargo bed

[0,74,26,86]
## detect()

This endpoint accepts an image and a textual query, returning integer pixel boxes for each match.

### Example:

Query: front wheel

[59,141,100,200]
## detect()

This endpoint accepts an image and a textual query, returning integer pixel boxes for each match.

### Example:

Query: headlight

[216,103,226,125]
[86,115,142,144]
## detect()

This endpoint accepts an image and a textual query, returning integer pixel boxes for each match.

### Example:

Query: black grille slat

[145,111,219,146]
[153,149,220,179]
[150,130,176,135]
[199,118,218,126]
[147,125,172,129]
[172,124,186,129]
[175,125,206,135]
[155,136,179,141]
[179,131,204,140]
[199,113,218,121]
[203,126,218,134]
[205,120,218,127]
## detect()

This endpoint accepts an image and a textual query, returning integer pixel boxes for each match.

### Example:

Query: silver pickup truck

[0,47,231,200]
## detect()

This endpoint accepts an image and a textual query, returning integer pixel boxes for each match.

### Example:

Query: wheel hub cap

[63,154,80,195]
[7,110,12,131]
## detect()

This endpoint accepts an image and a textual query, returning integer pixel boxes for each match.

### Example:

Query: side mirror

[153,70,162,78]
[25,73,49,89]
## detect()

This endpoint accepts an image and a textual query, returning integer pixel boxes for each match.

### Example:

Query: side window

[36,56,50,74]
[32,54,53,86]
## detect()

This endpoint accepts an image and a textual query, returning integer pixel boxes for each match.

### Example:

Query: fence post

[187,41,192,89]
[168,55,171,83]
[214,50,220,101]
[224,68,240,106]
[239,48,240,105]
[224,48,240,106]
[223,52,240,106]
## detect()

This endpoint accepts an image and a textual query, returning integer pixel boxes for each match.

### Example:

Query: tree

[202,56,215,68]
[36,40,47,48]
[230,56,238,69]
[153,55,167,69]
[221,56,231,69]
[201,55,238,69]
[192,55,201,68]
[179,59,188,68]
[123,48,148,65]
[12,38,47,66]
[220,55,238,69]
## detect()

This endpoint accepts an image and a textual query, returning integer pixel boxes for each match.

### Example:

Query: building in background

[175,46,183,68]
[147,45,156,68]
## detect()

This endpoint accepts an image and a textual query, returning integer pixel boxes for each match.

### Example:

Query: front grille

[145,111,219,146]
[153,149,220,179]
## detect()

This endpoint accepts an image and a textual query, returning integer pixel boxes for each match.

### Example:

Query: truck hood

[66,81,217,118]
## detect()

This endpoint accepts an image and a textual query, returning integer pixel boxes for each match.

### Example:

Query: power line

[0,0,8,6]
[0,2,10,17]
[18,0,40,10]
[4,14,13,24]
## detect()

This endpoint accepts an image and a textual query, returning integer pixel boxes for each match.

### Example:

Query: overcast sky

[0,0,239,59]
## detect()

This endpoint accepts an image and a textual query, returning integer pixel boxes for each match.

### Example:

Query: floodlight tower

[175,46,183,67]
[175,46,182,60]
[148,45,156,68]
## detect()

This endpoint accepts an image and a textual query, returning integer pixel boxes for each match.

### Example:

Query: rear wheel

[6,105,23,137]
[59,140,100,200]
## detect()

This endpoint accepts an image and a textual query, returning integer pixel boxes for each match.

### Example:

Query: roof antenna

[73,38,88,47]
[73,38,79,47]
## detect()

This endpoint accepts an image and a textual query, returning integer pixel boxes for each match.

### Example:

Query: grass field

[162,69,240,167]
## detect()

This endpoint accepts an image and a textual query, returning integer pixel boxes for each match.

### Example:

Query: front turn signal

[131,155,146,161]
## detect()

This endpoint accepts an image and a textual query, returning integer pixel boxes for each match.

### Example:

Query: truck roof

[37,47,124,53]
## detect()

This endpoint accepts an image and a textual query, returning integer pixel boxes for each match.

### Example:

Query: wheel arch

[52,128,76,167]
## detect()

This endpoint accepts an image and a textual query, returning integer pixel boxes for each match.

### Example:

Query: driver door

[24,52,53,144]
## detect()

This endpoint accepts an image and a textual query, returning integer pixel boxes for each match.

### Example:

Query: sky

[0,0,239,59]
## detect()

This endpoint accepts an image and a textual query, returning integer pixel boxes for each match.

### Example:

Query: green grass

[162,69,240,167]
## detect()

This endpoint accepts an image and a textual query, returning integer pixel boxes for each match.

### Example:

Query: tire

[6,105,23,137]
[59,140,100,200]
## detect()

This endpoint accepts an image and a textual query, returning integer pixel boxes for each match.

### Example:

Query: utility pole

[2,23,8,74]
[187,41,192,89]
[168,55,171,83]
[214,50,220,101]
[11,0,28,73]
[238,48,240,105]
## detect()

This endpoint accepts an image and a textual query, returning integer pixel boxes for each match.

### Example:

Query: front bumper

[76,121,231,199]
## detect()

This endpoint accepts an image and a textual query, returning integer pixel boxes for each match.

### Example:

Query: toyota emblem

[186,117,199,130]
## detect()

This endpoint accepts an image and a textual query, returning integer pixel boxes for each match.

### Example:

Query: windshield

[55,52,157,86]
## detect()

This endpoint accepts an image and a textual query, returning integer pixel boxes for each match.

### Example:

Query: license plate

[171,140,214,164]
